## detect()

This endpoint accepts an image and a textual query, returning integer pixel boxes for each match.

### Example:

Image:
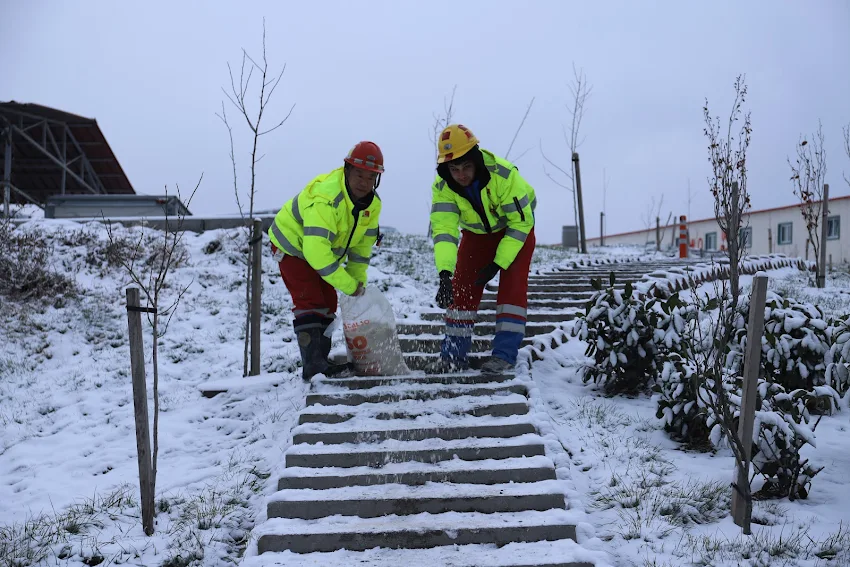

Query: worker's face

[347,167,378,199]
[448,159,475,188]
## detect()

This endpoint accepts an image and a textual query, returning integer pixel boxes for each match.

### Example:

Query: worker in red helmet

[268,141,384,380]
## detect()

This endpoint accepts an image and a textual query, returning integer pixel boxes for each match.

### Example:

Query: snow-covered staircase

[242,260,691,566]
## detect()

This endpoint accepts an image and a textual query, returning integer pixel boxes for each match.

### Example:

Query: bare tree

[428,86,457,237]
[690,74,754,524]
[505,97,535,162]
[430,85,457,161]
[843,124,850,189]
[107,177,201,530]
[704,74,752,299]
[788,121,827,281]
[642,194,665,249]
[541,63,592,247]
[218,18,295,377]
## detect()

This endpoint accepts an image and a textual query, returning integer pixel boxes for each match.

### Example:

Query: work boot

[423,357,469,375]
[319,321,355,377]
[297,327,328,381]
[480,355,514,375]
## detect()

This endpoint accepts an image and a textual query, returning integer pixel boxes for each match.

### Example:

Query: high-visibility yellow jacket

[430,149,536,273]
[268,167,381,296]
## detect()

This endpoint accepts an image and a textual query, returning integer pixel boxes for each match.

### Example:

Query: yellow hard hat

[437,124,479,164]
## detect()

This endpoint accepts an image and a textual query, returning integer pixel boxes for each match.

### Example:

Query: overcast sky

[3,0,849,244]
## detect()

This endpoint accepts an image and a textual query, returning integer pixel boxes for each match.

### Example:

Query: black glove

[436,270,453,308]
[475,262,501,286]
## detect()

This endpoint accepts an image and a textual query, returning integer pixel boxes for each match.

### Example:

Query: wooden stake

[250,219,262,376]
[126,287,154,535]
[732,274,769,534]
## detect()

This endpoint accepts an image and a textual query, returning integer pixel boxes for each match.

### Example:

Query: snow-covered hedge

[635,255,816,298]
[570,264,840,500]
[571,274,692,395]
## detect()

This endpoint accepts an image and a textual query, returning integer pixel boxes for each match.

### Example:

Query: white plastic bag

[339,286,410,376]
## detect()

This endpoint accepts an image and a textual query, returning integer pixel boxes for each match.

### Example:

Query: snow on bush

[825,313,850,396]
[572,263,841,500]
[571,274,689,395]
[0,220,76,302]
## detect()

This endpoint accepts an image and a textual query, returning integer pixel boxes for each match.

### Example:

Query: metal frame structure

[1,102,135,217]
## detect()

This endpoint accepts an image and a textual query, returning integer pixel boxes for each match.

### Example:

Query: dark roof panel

[0,101,135,205]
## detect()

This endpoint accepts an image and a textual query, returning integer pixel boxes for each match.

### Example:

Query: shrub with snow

[0,221,76,302]
[572,275,689,395]
[825,314,850,396]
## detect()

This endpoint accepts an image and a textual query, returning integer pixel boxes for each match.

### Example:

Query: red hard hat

[344,141,385,173]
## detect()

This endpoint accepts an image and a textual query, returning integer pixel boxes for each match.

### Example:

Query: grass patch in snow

[664,522,850,566]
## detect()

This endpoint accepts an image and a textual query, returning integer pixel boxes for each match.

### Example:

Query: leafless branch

[511,146,533,163]
[430,85,457,160]
[539,140,573,184]
[221,17,293,376]
[789,120,827,280]
[843,124,850,188]
[505,97,535,160]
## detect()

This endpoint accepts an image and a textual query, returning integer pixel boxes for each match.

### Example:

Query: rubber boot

[319,326,353,377]
[297,327,328,381]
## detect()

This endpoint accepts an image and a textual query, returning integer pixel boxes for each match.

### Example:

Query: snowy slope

[3,218,848,567]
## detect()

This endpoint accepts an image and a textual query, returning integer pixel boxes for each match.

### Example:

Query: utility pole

[600,211,605,246]
[818,184,830,288]
[572,152,587,254]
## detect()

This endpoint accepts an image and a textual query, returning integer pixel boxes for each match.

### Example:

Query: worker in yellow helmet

[268,142,384,381]
[427,124,537,374]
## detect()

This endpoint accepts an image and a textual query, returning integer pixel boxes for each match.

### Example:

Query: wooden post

[572,152,587,254]
[125,287,155,536]
[656,216,661,251]
[250,219,262,376]
[818,183,830,289]
[768,227,773,254]
[599,212,605,247]
[829,254,833,273]
[731,274,769,535]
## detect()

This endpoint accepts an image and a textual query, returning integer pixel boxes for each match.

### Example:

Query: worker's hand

[350,282,365,297]
[474,262,500,286]
[435,270,453,309]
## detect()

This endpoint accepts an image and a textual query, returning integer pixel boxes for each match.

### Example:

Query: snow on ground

[1,219,848,567]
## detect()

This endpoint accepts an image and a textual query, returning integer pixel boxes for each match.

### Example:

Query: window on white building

[778,222,793,245]
[828,216,840,240]
[739,227,752,250]
[705,232,718,250]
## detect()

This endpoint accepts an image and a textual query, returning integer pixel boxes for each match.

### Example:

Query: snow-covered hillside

[2,219,849,567]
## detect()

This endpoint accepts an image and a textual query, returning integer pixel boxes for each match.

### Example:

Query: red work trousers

[272,244,337,326]
[443,228,536,364]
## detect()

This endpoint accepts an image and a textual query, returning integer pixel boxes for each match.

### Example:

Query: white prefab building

[587,196,849,264]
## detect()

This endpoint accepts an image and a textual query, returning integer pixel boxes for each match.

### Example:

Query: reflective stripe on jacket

[430,149,536,273]
[268,167,381,295]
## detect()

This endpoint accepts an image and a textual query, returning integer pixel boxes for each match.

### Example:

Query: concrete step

[291,416,538,445]
[479,300,583,311]
[419,311,578,323]
[300,390,529,423]
[299,399,529,424]
[398,336,534,354]
[307,381,528,406]
[267,480,567,520]
[285,433,546,468]
[482,292,592,302]
[312,371,517,391]
[242,539,597,567]
[397,322,557,336]
[403,352,491,370]
[528,275,640,283]
[255,509,578,554]
[485,284,599,294]
[278,455,558,490]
